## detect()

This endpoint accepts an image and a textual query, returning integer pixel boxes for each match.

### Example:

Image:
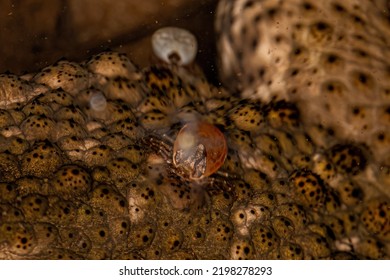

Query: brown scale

[50,119,87,142]
[57,135,89,154]
[139,110,172,130]
[156,174,194,210]
[137,94,173,115]
[272,203,311,234]
[307,21,334,45]
[101,133,133,151]
[319,52,346,74]
[216,0,390,167]
[289,170,326,210]
[229,206,251,231]
[182,222,206,248]
[0,74,41,109]
[88,184,128,217]
[0,182,18,202]
[328,143,368,175]
[143,66,179,91]
[82,224,112,249]
[271,216,295,239]
[33,60,89,95]
[0,152,21,182]
[311,154,338,184]
[90,166,111,185]
[17,194,49,221]
[319,214,346,241]
[267,129,298,159]
[227,101,265,133]
[230,237,256,260]
[128,222,157,249]
[35,89,73,108]
[103,77,145,107]
[253,133,282,160]
[33,223,59,253]
[355,237,387,259]
[99,101,136,125]
[0,222,36,256]
[58,227,92,256]
[20,141,64,178]
[20,114,56,141]
[83,144,114,167]
[226,128,255,155]
[22,101,54,118]
[157,226,184,254]
[167,84,194,110]
[219,148,243,176]
[127,180,161,222]
[106,157,140,184]
[116,144,146,164]
[243,169,270,192]
[87,246,114,260]
[15,176,47,197]
[0,109,17,128]
[1,136,29,155]
[75,203,106,226]
[250,223,280,257]
[294,232,331,259]
[86,51,139,79]
[0,203,24,223]
[266,100,300,131]
[361,198,390,242]
[53,105,87,124]
[202,214,234,258]
[51,165,92,200]
[323,188,342,214]
[371,130,390,164]
[335,179,365,207]
[109,217,131,251]
[279,242,305,260]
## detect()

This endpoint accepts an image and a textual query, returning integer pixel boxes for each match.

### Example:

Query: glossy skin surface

[0,1,389,259]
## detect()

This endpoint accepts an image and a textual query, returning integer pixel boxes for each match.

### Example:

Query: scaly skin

[0,1,389,258]
[216,0,390,164]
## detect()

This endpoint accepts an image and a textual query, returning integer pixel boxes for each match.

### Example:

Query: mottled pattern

[216,0,390,164]
[0,0,389,260]
[214,0,390,258]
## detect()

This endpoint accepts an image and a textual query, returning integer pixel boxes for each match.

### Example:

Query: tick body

[173,121,227,180]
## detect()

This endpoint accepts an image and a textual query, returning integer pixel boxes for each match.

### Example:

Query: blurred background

[0,0,218,81]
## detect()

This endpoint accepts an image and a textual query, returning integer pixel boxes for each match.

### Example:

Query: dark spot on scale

[302,2,314,10]
[332,3,345,13]
[71,169,80,175]
[243,0,254,9]
[315,21,329,31]
[327,54,338,63]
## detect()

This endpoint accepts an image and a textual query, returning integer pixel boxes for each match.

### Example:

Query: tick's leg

[205,175,235,195]
[142,134,172,162]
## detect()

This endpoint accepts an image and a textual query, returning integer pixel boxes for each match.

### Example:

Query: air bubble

[89,91,107,112]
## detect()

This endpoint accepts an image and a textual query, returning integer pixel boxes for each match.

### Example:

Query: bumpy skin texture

[216,0,390,165]
[0,1,389,259]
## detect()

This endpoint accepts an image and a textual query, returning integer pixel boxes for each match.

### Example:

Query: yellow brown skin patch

[216,0,390,164]
[1,1,390,259]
